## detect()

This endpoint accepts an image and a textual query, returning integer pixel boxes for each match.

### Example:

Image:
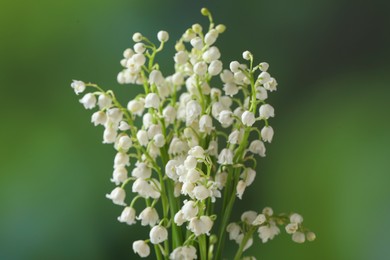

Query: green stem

[233,228,256,260]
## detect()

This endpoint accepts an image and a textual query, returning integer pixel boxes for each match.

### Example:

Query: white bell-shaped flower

[188,216,213,236]
[144,93,160,109]
[157,30,169,42]
[193,185,211,201]
[292,231,306,243]
[169,246,197,260]
[127,99,145,116]
[79,93,97,109]
[111,166,128,185]
[249,140,266,157]
[137,130,149,146]
[258,221,280,243]
[132,240,150,258]
[149,225,168,244]
[290,213,304,224]
[259,104,275,119]
[105,187,126,206]
[236,180,246,199]
[261,126,274,143]
[226,222,241,241]
[91,111,107,126]
[118,206,136,225]
[218,110,234,128]
[241,111,256,126]
[218,148,233,165]
[208,60,223,76]
[137,207,159,227]
[181,200,198,220]
[71,80,86,95]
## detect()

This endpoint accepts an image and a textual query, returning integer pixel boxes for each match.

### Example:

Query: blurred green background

[1,0,389,259]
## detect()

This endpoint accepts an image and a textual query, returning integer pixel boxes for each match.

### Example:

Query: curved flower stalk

[71,8,315,259]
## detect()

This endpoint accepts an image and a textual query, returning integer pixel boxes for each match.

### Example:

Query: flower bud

[132,32,143,42]
[292,231,306,243]
[157,30,169,42]
[133,240,150,258]
[150,225,168,244]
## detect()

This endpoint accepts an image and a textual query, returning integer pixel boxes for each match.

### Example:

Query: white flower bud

[137,207,159,227]
[71,80,86,95]
[123,48,134,59]
[182,200,198,220]
[292,231,306,243]
[97,94,112,110]
[111,166,128,185]
[215,171,228,189]
[242,50,252,60]
[194,61,208,76]
[258,71,271,84]
[220,70,234,84]
[137,130,149,146]
[256,86,268,100]
[118,121,130,131]
[116,135,132,151]
[105,187,126,206]
[103,127,117,144]
[205,29,218,45]
[262,207,274,216]
[127,99,145,116]
[133,240,150,258]
[107,108,123,123]
[132,32,143,42]
[188,216,213,236]
[153,133,165,148]
[306,232,316,241]
[264,77,278,92]
[132,162,152,179]
[241,168,256,186]
[226,223,241,240]
[169,246,197,260]
[229,61,240,73]
[91,111,107,126]
[149,70,164,86]
[207,140,218,157]
[249,140,266,157]
[174,210,186,226]
[199,114,213,134]
[218,110,234,127]
[132,53,146,66]
[134,42,146,54]
[184,156,197,170]
[143,113,153,129]
[216,78,234,92]
[150,225,168,244]
[79,93,96,109]
[290,213,304,224]
[157,30,169,42]
[259,62,269,72]
[208,60,223,76]
[202,46,221,63]
[118,206,136,225]
[174,51,188,65]
[218,148,233,165]
[163,105,176,125]
[193,185,211,201]
[252,214,266,226]
[236,180,246,199]
[186,100,202,125]
[114,152,130,168]
[285,223,299,234]
[241,211,258,225]
[188,146,205,159]
[261,126,274,143]
[145,93,160,109]
[190,37,204,50]
[241,111,256,126]
[258,221,280,243]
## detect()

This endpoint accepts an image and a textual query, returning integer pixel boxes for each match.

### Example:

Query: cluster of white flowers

[226,207,316,258]
[71,8,314,259]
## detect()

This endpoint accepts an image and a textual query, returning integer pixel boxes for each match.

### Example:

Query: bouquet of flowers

[71,8,315,259]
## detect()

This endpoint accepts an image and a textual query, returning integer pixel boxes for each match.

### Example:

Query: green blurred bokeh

[1,0,389,259]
